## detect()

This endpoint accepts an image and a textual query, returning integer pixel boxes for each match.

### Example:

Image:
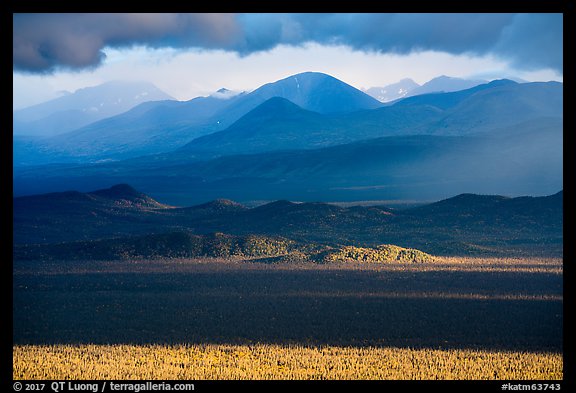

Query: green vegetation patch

[320,244,435,263]
[14,231,435,264]
[13,232,294,261]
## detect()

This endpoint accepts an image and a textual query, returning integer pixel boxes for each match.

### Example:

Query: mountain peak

[291,71,330,79]
[210,88,241,100]
[365,78,421,102]
[251,71,382,114]
[485,79,518,87]
[433,75,455,81]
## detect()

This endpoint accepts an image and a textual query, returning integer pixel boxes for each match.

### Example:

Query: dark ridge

[408,193,509,213]
[89,184,145,200]
[15,190,89,202]
[14,184,168,215]
[192,198,248,211]
[13,186,563,257]
[88,184,168,208]
[253,200,298,211]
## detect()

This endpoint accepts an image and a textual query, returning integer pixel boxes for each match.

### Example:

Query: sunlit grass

[13,256,563,275]
[13,344,562,380]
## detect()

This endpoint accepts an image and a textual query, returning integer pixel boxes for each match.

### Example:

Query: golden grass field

[13,257,563,380]
[13,343,562,380]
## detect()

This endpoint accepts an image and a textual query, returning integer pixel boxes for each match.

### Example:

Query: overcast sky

[13,13,563,110]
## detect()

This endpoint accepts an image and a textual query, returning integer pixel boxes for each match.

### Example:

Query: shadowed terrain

[13,259,562,352]
[13,185,563,258]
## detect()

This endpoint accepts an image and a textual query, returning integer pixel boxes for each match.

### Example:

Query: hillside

[13,119,562,206]
[13,231,435,264]
[13,81,174,137]
[13,184,174,244]
[13,185,563,257]
[181,79,562,157]
[180,96,446,158]
[19,93,241,164]
[181,97,330,157]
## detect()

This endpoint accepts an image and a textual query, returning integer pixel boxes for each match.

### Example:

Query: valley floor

[13,257,563,380]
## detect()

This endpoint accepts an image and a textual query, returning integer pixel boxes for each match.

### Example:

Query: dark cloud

[492,13,563,72]
[13,13,562,74]
[13,13,241,73]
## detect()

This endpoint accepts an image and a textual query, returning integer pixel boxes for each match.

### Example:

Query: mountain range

[364,78,420,102]
[13,184,563,259]
[12,71,563,208]
[13,80,174,138]
[16,73,500,165]
[364,75,488,102]
[14,72,383,164]
[180,78,561,158]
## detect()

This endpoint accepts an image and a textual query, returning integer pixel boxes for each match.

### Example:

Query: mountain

[407,75,487,97]
[418,81,562,135]
[180,97,334,157]
[210,88,243,100]
[12,79,562,204]
[364,78,420,102]
[13,81,174,137]
[13,123,563,208]
[31,92,242,163]
[231,72,383,115]
[179,93,446,158]
[14,72,382,164]
[393,79,562,135]
[13,185,563,257]
[179,79,561,159]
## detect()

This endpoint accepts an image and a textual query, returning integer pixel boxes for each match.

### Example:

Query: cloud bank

[13,13,562,74]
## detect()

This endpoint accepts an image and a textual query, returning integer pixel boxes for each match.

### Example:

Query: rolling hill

[13,185,563,258]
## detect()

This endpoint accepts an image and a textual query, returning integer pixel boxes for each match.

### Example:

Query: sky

[13,13,563,110]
